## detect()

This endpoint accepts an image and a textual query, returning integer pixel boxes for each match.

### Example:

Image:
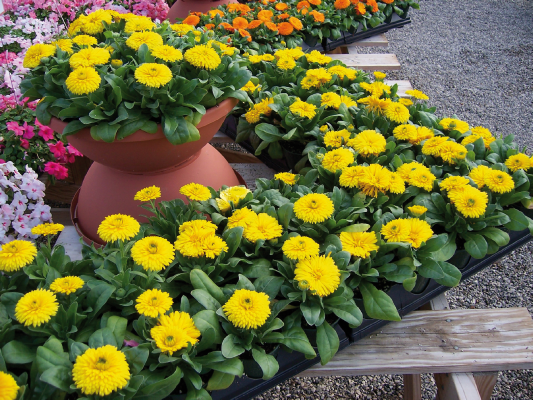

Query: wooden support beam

[349,33,388,48]
[327,54,401,70]
[434,372,482,400]
[473,373,499,400]
[403,374,422,400]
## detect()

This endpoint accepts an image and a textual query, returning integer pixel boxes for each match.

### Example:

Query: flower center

[165,336,175,344]
[309,200,318,209]
[95,357,108,370]
[240,297,253,309]
[148,243,158,254]
[467,199,476,207]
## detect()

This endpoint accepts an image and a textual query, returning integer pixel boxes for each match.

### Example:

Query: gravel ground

[255,1,533,398]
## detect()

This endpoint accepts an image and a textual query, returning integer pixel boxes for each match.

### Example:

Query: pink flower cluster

[0,161,52,244]
[0,95,38,112]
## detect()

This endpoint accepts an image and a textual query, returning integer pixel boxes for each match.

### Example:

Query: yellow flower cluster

[131,236,175,271]
[340,231,379,258]
[328,65,357,80]
[301,68,333,90]
[15,288,59,327]
[245,98,274,124]
[134,185,161,202]
[294,255,340,297]
[339,164,405,197]
[174,220,228,258]
[275,172,299,185]
[0,371,19,400]
[294,193,334,223]
[305,50,332,65]
[381,218,433,248]
[321,147,355,172]
[151,311,201,354]
[243,213,284,243]
[184,44,222,70]
[282,236,320,260]
[31,223,64,236]
[290,99,317,119]
[396,162,436,192]
[348,130,387,157]
[439,118,470,133]
[216,186,251,212]
[393,124,434,145]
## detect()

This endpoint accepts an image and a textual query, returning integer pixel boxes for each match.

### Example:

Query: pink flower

[0,160,5,164]
[36,120,55,141]
[44,162,69,180]
[22,122,35,139]
[123,339,139,347]
[48,141,66,159]
[20,139,30,149]
[6,121,24,136]
[67,144,83,157]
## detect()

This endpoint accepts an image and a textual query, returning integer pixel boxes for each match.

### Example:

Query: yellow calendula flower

[23,43,56,68]
[184,44,221,70]
[135,63,172,88]
[124,16,156,32]
[151,324,193,355]
[328,65,356,80]
[135,289,173,318]
[388,172,406,194]
[405,89,429,100]
[31,223,64,236]
[294,193,334,224]
[440,176,470,192]
[321,92,342,109]
[70,48,110,69]
[53,38,73,54]
[15,288,58,327]
[399,98,413,106]
[339,95,358,108]
[340,231,379,258]
[151,45,183,62]
[322,148,354,173]
[439,118,470,134]
[421,136,449,156]
[406,218,433,248]
[461,134,483,147]
[244,98,274,124]
[0,240,37,272]
[171,23,194,35]
[180,220,217,234]
[339,165,366,188]
[242,80,260,93]
[72,35,98,47]
[320,125,329,133]
[323,129,351,148]
[484,169,515,194]
[384,102,410,124]
[348,130,386,157]
[174,220,227,258]
[97,214,140,243]
[50,276,85,295]
[412,126,434,145]
[248,55,264,64]
[357,95,391,114]
[358,164,392,198]
[243,213,283,243]
[301,68,332,89]
[126,31,163,50]
[439,141,468,164]
[66,67,101,95]
[282,236,320,261]
[396,161,423,181]
[471,126,493,140]
[409,167,436,192]
[202,235,229,259]
[469,165,491,189]
[216,186,251,213]
[227,208,257,229]
[393,124,417,141]
[275,172,299,185]
[373,71,386,80]
[223,289,271,329]
[80,10,113,35]
[295,255,340,297]
[408,205,427,217]
[449,186,488,218]
[277,56,296,70]
[360,81,391,97]
[72,345,130,396]
[134,185,161,202]
[157,311,201,340]
[290,99,317,119]
[505,153,531,172]
[131,236,175,271]
[305,50,332,65]
[179,183,211,201]
[381,218,410,242]
[0,371,19,400]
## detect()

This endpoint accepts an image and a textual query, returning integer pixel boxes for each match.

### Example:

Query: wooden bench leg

[473,372,498,400]
[434,372,482,400]
[403,374,422,400]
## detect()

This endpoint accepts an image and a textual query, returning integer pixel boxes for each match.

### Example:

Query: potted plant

[20,11,252,243]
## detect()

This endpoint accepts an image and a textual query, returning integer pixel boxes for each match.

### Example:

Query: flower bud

[298,280,309,290]
[116,288,126,297]
[40,57,50,64]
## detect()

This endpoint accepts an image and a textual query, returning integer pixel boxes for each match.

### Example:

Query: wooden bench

[299,294,533,400]
[328,53,401,70]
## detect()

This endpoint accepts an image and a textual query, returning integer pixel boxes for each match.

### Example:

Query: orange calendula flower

[309,0,321,4]
[366,0,379,12]
[266,21,279,31]
[278,22,294,35]
[297,0,310,9]
[335,0,350,9]
[239,29,252,41]
[183,15,200,26]
[309,10,325,22]
[208,9,224,18]
[233,17,248,29]
[258,10,274,22]
[289,17,303,30]
[220,22,235,32]
[356,2,367,14]
[275,2,289,10]
[205,23,215,30]
[278,13,290,19]
[248,20,263,29]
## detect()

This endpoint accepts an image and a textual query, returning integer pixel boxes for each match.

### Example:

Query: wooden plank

[299,307,533,377]
[327,54,401,70]
[349,33,388,47]
[403,374,422,400]
[435,372,482,400]
[473,373,498,400]
[210,131,234,144]
[386,79,413,98]
[217,148,262,164]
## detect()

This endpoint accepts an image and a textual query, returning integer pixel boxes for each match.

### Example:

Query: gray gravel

[255,1,533,398]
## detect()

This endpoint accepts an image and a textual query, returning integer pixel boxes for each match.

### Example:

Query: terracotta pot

[166,0,237,22]
[50,98,243,245]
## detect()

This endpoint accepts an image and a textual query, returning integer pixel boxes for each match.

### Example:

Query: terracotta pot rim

[49,97,238,143]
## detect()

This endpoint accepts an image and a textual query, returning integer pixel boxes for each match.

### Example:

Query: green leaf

[40,366,72,392]
[326,301,362,327]
[316,322,339,365]
[254,276,284,300]
[338,224,371,233]
[206,371,235,391]
[502,209,529,231]
[251,348,279,380]
[300,300,321,326]
[417,259,444,279]
[90,123,119,143]
[2,341,35,364]
[221,335,245,358]
[88,327,118,348]
[359,281,401,321]
[135,366,183,400]
[479,227,509,247]
[203,356,244,377]
[62,120,87,136]
[464,234,488,259]
[277,203,294,229]
[106,316,128,349]
[255,123,283,142]
[86,282,115,317]
[191,289,221,311]
[123,346,149,375]
[222,227,244,260]
[279,327,316,358]
[434,262,462,287]
[402,276,417,292]
[190,270,225,305]
[193,310,223,344]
